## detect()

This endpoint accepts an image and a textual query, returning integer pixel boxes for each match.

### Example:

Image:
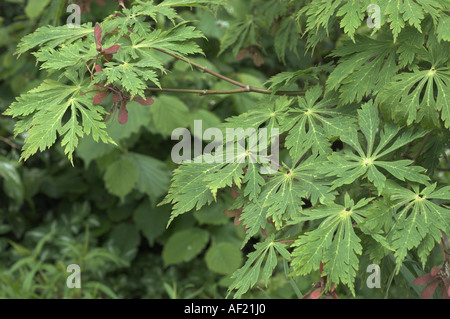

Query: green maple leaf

[326,33,401,105]
[291,194,372,295]
[336,0,366,41]
[299,1,343,44]
[381,0,448,41]
[227,235,291,298]
[32,40,97,70]
[282,87,356,162]
[137,0,177,24]
[322,101,430,193]
[377,62,450,129]
[239,158,336,246]
[274,16,300,65]
[135,23,204,57]
[160,158,246,225]
[3,71,114,163]
[219,19,258,57]
[160,161,222,224]
[384,0,423,40]
[437,15,450,42]
[239,166,305,244]
[96,52,161,99]
[222,96,292,131]
[109,6,153,37]
[15,23,93,56]
[265,63,334,93]
[203,162,245,201]
[386,182,450,271]
[299,0,449,49]
[161,97,294,227]
[242,162,265,201]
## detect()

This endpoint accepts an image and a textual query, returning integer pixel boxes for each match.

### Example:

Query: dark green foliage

[1,0,449,299]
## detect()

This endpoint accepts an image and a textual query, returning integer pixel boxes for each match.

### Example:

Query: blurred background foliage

[0,0,448,299]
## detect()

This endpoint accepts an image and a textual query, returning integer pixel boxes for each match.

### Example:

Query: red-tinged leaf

[236,49,250,61]
[95,65,103,73]
[133,96,154,106]
[443,280,450,298]
[93,91,109,105]
[114,0,129,9]
[331,292,339,299]
[223,209,240,218]
[94,25,102,51]
[421,280,440,299]
[103,45,120,54]
[112,93,122,103]
[430,266,441,277]
[261,228,268,237]
[105,104,116,122]
[103,54,113,62]
[309,289,322,299]
[105,110,111,122]
[118,103,128,124]
[251,51,264,67]
[77,0,91,13]
[414,274,435,285]
[230,187,240,199]
[330,283,335,292]
[441,284,450,299]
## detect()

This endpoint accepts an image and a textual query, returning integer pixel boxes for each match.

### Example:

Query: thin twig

[154,48,305,96]
[145,87,304,96]
[0,136,21,149]
[83,60,95,80]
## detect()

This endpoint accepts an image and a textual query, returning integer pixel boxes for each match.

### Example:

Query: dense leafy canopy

[1,0,449,299]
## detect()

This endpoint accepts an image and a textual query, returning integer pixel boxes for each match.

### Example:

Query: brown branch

[145,87,304,96]
[0,136,21,149]
[153,48,305,96]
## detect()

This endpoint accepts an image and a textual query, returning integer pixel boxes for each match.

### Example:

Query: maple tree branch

[0,136,21,150]
[154,48,305,96]
[145,87,303,96]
